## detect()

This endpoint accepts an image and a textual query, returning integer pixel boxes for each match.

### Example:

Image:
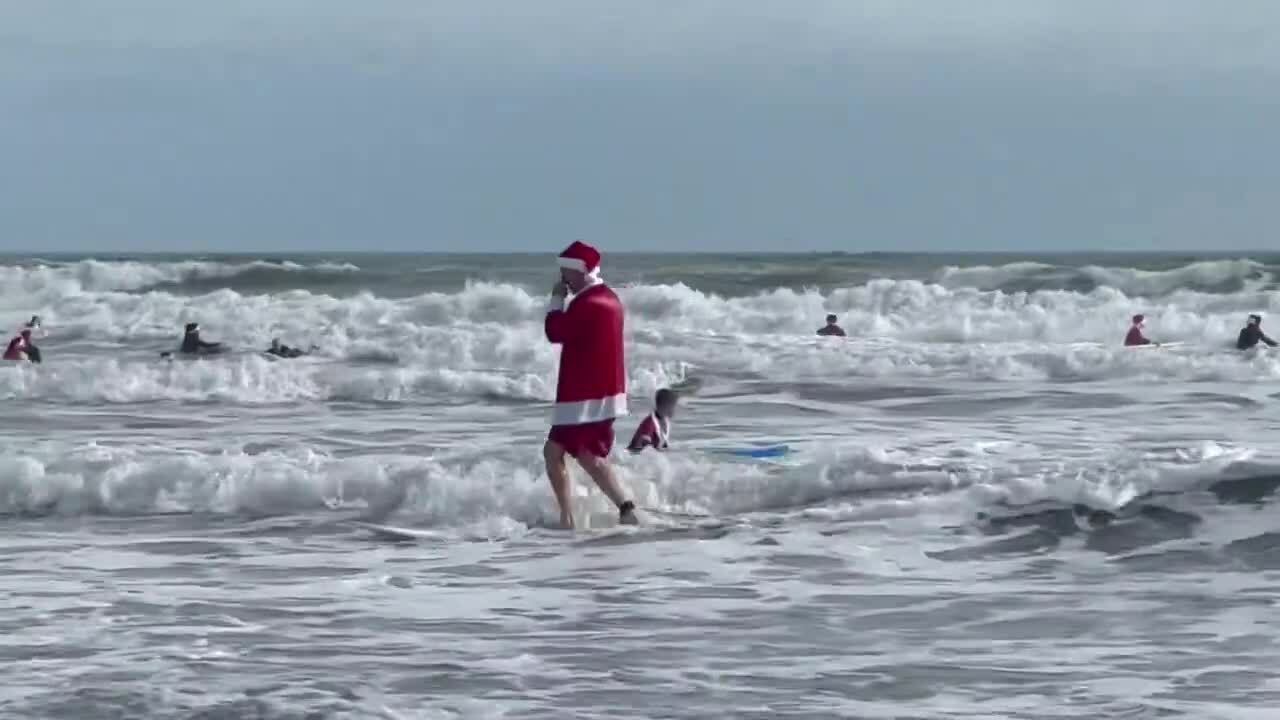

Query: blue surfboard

[715,444,790,459]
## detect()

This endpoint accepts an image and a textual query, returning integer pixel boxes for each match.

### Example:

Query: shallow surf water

[1,252,1279,718]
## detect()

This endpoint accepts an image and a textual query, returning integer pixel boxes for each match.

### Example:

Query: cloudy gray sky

[1,1,1277,252]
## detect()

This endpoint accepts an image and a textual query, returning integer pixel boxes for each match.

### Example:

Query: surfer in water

[1124,314,1155,346]
[1237,314,1277,350]
[266,338,309,358]
[817,314,846,337]
[628,388,678,453]
[3,329,41,363]
[543,240,637,529]
[179,322,223,355]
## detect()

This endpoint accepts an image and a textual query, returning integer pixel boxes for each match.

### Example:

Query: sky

[1,1,1277,253]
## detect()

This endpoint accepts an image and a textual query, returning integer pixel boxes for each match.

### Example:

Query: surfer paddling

[543,240,637,529]
[1237,314,1277,350]
[1124,314,1158,346]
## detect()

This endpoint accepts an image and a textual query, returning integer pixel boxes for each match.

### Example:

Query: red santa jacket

[3,335,30,361]
[545,282,628,426]
[628,412,670,452]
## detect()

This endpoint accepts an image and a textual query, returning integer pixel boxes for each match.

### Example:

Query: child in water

[628,388,678,452]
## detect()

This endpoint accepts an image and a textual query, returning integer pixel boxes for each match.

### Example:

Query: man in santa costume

[543,240,637,528]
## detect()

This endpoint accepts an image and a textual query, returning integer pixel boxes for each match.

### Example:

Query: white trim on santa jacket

[551,393,629,426]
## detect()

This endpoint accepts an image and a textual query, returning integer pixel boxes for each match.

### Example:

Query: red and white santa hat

[557,240,602,279]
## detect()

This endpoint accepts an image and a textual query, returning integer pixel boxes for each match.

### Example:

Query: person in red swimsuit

[543,240,636,529]
[3,329,40,363]
[628,388,678,453]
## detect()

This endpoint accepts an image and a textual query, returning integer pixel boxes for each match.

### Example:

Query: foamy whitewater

[2,252,1279,719]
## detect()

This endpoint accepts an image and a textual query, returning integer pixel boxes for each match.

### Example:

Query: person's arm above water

[1264,331,1278,347]
[544,282,579,344]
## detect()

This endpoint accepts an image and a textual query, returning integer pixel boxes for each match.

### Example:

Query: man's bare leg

[543,439,575,529]
[577,455,638,525]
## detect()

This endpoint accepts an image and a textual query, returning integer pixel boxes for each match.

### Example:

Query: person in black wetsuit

[1124,314,1154,346]
[180,322,222,354]
[1237,314,1277,350]
[817,314,847,337]
[266,338,307,358]
[24,333,41,363]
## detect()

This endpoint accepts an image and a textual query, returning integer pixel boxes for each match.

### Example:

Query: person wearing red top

[3,329,40,363]
[1124,314,1154,347]
[543,240,636,529]
[628,388,678,453]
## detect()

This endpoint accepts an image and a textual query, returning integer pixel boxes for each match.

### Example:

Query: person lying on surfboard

[1124,314,1156,346]
[1237,314,1277,350]
[628,388,678,453]
[266,338,310,358]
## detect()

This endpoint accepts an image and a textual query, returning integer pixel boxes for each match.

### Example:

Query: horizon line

[3,249,1278,257]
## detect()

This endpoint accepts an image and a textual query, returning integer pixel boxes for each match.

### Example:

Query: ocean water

[2,251,1279,719]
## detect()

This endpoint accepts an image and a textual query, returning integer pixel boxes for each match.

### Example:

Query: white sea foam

[0,431,1270,531]
[0,268,1276,405]
[0,256,1275,525]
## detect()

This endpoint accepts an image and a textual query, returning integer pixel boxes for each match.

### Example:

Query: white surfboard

[1125,342,1184,350]
[349,520,440,541]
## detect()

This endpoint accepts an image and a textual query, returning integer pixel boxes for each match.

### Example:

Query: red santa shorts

[548,419,615,459]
